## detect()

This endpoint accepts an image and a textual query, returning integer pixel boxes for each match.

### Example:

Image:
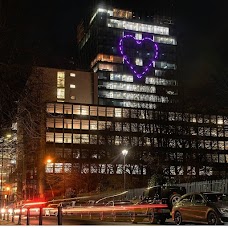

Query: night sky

[1,0,228,108]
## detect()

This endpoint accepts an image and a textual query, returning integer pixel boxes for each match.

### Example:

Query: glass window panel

[107,164,114,174]
[73,120,80,129]
[55,133,63,143]
[57,72,65,87]
[64,133,72,143]
[54,163,63,173]
[98,107,106,117]
[90,106,97,116]
[90,120,97,130]
[81,120,89,130]
[81,105,89,115]
[90,135,97,144]
[47,103,55,113]
[56,104,63,114]
[81,134,89,144]
[73,105,80,115]
[115,108,122,117]
[57,88,65,99]
[64,104,72,114]
[46,132,54,142]
[45,163,54,173]
[64,163,72,172]
[46,118,54,128]
[64,119,72,129]
[98,121,106,130]
[73,134,80,144]
[55,119,63,128]
[107,107,114,117]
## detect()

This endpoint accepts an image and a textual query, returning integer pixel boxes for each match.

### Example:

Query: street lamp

[122,149,128,191]
[45,159,54,199]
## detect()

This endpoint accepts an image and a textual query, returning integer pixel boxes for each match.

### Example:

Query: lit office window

[70,84,76,88]
[70,73,76,77]
[55,163,63,173]
[135,33,142,40]
[57,72,65,87]
[45,163,54,173]
[57,88,65,99]
[135,58,143,66]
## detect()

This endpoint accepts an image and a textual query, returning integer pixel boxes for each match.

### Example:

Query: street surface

[5,215,176,226]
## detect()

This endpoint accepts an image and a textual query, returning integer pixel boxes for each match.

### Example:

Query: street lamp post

[46,159,54,199]
[122,149,128,191]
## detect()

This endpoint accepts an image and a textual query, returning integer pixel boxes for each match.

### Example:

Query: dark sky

[2,0,228,107]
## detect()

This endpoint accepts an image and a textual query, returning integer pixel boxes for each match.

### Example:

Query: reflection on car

[172,192,228,225]
[99,200,134,221]
[43,203,59,216]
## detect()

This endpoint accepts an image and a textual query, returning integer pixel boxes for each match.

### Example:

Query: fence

[174,179,228,193]
[126,179,228,200]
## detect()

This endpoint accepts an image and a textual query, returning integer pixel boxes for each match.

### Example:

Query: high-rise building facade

[77,5,178,110]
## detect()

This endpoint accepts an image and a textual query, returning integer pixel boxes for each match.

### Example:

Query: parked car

[129,185,186,224]
[14,201,47,216]
[98,200,134,221]
[172,192,228,225]
[43,203,59,216]
[130,196,171,224]
[143,185,186,209]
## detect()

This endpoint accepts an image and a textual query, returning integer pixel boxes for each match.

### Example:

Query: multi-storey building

[16,65,228,200]
[77,5,178,110]
[15,4,228,201]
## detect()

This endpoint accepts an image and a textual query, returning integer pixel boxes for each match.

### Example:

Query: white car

[43,204,59,216]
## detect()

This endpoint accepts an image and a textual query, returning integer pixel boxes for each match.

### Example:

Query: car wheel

[170,194,181,206]
[148,209,157,224]
[207,211,218,225]
[174,211,183,225]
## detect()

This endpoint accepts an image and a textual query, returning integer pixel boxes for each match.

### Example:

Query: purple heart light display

[119,35,158,79]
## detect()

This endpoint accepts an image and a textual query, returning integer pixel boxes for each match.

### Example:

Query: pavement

[0,219,17,226]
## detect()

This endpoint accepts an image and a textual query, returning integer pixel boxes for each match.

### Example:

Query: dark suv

[143,185,186,209]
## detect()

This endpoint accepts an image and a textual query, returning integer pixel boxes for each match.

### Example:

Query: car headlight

[219,208,228,214]
[1,208,6,213]
[8,209,13,214]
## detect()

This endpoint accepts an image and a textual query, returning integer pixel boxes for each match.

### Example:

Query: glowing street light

[122,149,128,191]
[45,158,54,198]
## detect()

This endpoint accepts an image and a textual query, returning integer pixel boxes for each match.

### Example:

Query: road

[12,215,175,226]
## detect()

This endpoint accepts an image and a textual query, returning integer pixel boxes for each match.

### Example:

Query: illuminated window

[46,104,55,113]
[57,88,65,99]
[135,58,143,66]
[57,72,65,87]
[46,132,54,142]
[46,163,54,173]
[70,84,76,88]
[70,73,76,77]
[64,163,72,172]
[135,33,142,40]
[55,163,63,173]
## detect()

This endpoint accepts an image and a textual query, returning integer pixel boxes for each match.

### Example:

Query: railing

[174,179,228,193]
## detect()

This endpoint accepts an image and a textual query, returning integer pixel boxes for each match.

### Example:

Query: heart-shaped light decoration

[119,35,158,79]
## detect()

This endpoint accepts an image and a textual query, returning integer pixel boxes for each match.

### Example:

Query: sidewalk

[0,219,17,226]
